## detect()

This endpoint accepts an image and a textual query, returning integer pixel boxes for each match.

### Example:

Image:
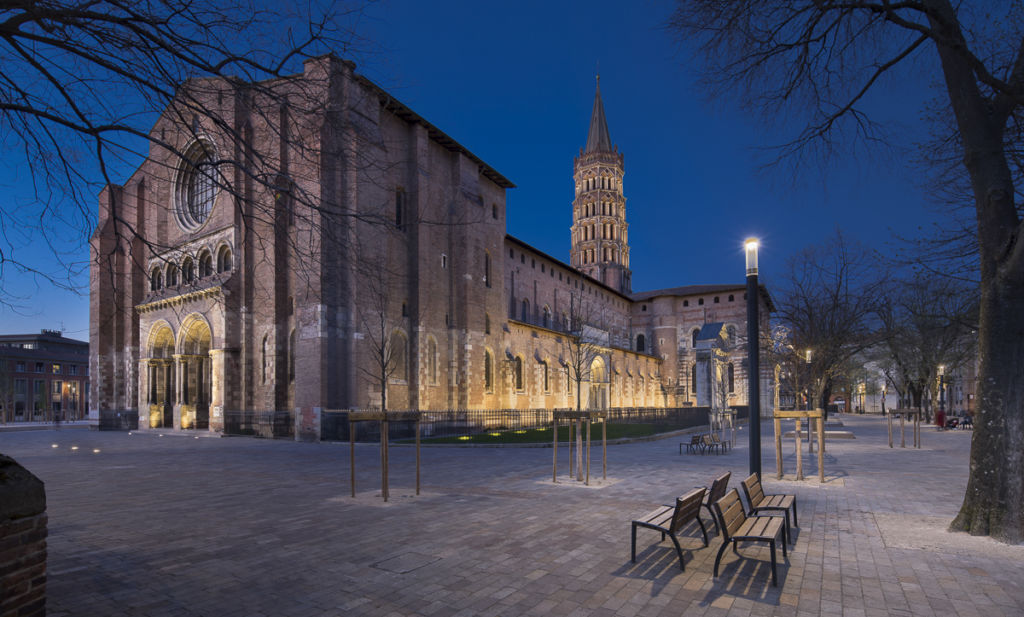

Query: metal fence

[223,410,294,439]
[97,410,139,430]
[321,406,748,442]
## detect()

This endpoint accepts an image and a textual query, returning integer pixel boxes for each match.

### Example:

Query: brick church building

[89,55,774,435]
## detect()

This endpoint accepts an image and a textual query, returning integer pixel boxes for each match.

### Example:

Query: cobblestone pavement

[1,414,1022,617]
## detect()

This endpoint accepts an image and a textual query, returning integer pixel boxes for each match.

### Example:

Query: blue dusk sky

[0,0,943,339]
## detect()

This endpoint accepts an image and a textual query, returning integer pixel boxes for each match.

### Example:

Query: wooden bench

[712,489,788,586]
[701,434,721,454]
[711,433,730,452]
[740,474,797,541]
[699,471,731,535]
[631,487,709,570]
[680,434,703,454]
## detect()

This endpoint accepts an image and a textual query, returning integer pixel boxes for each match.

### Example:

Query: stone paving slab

[1,415,1022,616]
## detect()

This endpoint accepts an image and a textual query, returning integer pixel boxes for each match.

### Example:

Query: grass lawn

[411,423,676,444]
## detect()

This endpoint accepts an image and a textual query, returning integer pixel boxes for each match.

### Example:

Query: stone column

[172,354,183,429]
[209,349,225,433]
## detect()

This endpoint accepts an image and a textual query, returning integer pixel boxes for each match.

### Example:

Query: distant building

[89,56,774,436]
[0,330,89,422]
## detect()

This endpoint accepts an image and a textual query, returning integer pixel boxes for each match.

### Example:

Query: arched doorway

[179,317,212,429]
[147,324,176,428]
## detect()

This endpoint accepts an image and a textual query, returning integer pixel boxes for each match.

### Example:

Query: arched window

[728,363,735,393]
[636,334,646,353]
[217,245,233,272]
[389,331,408,381]
[485,313,491,335]
[426,337,438,385]
[513,356,523,391]
[261,335,269,385]
[484,350,494,392]
[539,359,549,392]
[521,298,530,322]
[182,257,194,284]
[165,264,178,287]
[288,330,296,383]
[542,306,551,329]
[150,267,162,291]
[484,251,492,288]
[198,251,213,277]
[176,142,217,230]
[394,187,407,229]
[692,328,700,348]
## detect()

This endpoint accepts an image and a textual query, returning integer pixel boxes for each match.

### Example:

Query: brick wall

[0,454,46,617]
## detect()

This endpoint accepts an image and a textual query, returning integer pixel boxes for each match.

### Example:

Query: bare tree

[772,233,883,414]
[562,276,607,481]
[354,253,407,412]
[670,2,1024,540]
[875,274,977,420]
[0,0,371,306]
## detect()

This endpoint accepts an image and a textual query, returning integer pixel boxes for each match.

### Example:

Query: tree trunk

[923,0,1024,542]
[952,272,1024,542]
[576,417,583,482]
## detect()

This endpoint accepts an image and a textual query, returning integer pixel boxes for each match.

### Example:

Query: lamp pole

[745,238,761,479]
[938,364,946,428]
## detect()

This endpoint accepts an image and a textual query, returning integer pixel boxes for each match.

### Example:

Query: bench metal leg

[696,516,709,546]
[792,499,798,527]
[631,523,637,562]
[713,540,730,577]
[667,533,686,571]
[701,504,720,536]
[769,540,777,586]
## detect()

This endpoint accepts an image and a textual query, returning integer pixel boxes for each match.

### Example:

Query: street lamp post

[745,238,761,479]
[804,349,812,410]
[938,364,946,429]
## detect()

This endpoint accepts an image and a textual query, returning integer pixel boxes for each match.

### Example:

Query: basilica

[89,55,774,437]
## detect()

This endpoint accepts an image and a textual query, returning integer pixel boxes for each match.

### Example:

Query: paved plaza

[2,414,1022,617]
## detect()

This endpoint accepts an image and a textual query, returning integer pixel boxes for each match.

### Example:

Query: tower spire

[572,75,631,293]
[585,75,612,153]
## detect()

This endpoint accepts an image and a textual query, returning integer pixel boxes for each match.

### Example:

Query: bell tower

[571,76,631,293]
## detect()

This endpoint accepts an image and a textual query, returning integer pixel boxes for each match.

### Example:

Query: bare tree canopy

[0,0,367,300]
[772,231,883,412]
[875,273,977,417]
[670,0,1024,542]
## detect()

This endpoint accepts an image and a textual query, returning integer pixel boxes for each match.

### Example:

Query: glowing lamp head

[744,238,759,276]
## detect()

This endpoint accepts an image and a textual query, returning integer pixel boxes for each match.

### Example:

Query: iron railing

[223,410,294,439]
[321,406,747,442]
[97,410,139,430]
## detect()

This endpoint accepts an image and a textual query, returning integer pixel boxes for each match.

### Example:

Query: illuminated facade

[89,56,773,436]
